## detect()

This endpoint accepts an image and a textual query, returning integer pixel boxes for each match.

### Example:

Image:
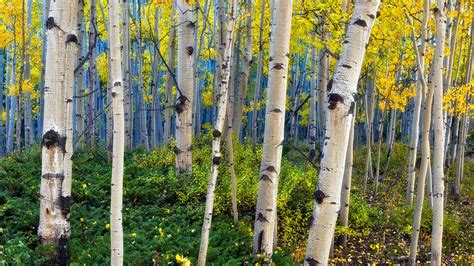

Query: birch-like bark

[232,0,254,138]
[38,0,78,263]
[430,5,447,259]
[304,1,380,263]
[175,0,195,173]
[408,71,435,265]
[363,71,375,192]
[406,0,429,204]
[122,0,132,148]
[163,3,176,145]
[75,0,85,148]
[251,0,266,149]
[252,0,293,257]
[317,28,329,150]
[197,1,237,264]
[339,106,356,248]
[109,0,125,264]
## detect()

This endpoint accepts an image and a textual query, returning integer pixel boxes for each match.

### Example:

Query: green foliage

[0,136,472,264]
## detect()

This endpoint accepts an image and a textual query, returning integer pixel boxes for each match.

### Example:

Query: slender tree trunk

[122,0,132,148]
[408,70,436,265]
[87,0,97,144]
[251,0,266,149]
[23,0,33,147]
[406,0,429,204]
[252,0,293,258]
[309,44,317,160]
[304,1,380,263]
[430,2,448,263]
[38,0,51,140]
[197,0,237,264]
[317,29,329,150]
[108,0,125,263]
[38,0,78,263]
[163,3,176,145]
[232,0,254,139]
[363,71,375,192]
[339,106,356,248]
[175,0,195,173]
[75,0,85,148]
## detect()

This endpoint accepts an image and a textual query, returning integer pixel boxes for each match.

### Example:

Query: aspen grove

[0,0,473,265]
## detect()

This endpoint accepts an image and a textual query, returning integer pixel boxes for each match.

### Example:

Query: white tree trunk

[409,75,435,264]
[407,0,429,205]
[39,0,78,263]
[197,1,237,264]
[304,1,380,264]
[175,0,195,173]
[252,0,293,258]
[109,0,125,264]
[339,106,356,248]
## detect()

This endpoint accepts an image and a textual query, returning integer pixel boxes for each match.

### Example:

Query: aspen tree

[175,0,195,173]
[430,2,447,264]
[75,0,85,148]
[108,0,125,263]
[339,106,356,248]
[198,0,237,264]
[304,1,380,263]
[407,0,429,205]
[232,0,254,138]
[251,0,266,149]
[122,0,132,148]
[38,0,78,263]
[163,3,176,145]
[252,0,293,258]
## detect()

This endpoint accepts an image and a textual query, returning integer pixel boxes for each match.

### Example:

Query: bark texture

[304,1,380,264]
[39,0,78,264]
[252,0,294,258]
[175,0,195,173]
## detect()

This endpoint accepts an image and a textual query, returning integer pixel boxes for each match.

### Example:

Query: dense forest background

[0,0,473,265]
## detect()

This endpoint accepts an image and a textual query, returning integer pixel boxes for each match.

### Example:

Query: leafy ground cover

[0,132,472,264]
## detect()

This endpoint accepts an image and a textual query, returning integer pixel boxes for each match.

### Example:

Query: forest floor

[0,131,473,265]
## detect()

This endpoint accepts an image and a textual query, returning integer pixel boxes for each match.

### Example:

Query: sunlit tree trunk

[304,1,380,263]
[363,70,375,192]
[38,0,78,263]
[252,0,293,258]
[108,0,125,263]
[175,0,195,173]
[197,1,237,264]
[430,3,448,263]
[339,106,356,248]
[407,0,429,204]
